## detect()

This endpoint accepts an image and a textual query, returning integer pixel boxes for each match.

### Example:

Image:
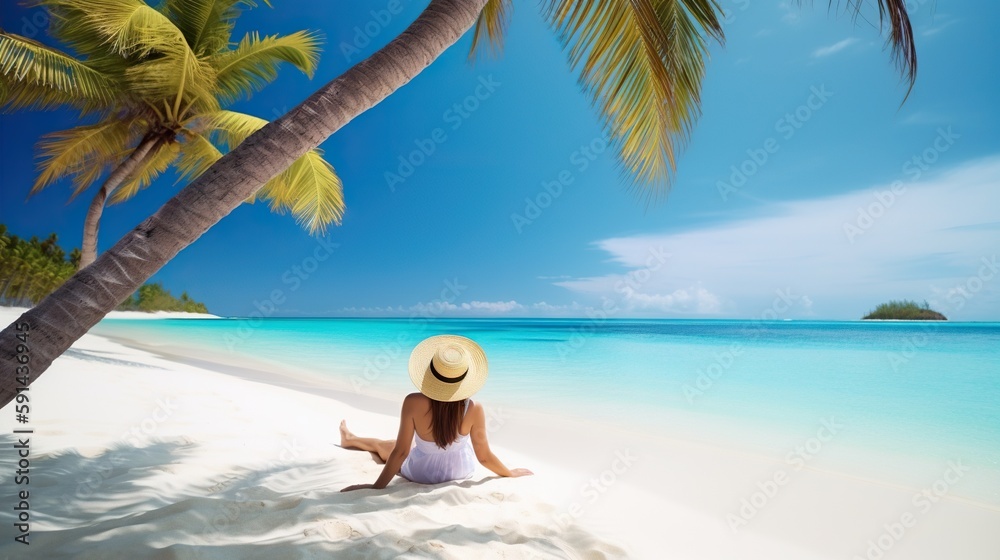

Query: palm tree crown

[0,0,345,263]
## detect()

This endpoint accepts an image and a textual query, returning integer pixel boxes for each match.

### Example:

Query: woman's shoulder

[401,393,430,413]
[467,399,486,416]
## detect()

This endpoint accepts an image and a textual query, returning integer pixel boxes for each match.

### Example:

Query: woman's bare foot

[340,420,356,448]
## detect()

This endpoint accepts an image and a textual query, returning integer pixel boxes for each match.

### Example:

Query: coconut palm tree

[0,231,76,306]
[1,0,344,269]
[0,0,916,409]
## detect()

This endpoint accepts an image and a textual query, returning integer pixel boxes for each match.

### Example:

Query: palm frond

[109,140,181,204]
[161,0,269,56]
[261,148,345,234]
[211,30,322,104]
[174,129,223,182]
[543,0,723,195]
[33,0,112,60]
[468,0,514,59]
[0,32,122,112]
[52,0,217,114]
[840,0,916,95]
[32,118,143,195]
[54,0,185,58]
[200,108,268,148]
[200,110,344,233]
[124,53,218,114]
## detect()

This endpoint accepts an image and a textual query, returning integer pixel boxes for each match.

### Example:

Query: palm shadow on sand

[0,434,626,559]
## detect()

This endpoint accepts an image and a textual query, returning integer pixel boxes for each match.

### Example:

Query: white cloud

[812,38,859,58]
[551,155,1000,320]
[463,300,522,313]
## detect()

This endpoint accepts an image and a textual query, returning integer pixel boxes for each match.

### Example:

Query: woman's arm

[372,394,418,488]
[469,402,532,478]
[342,395,417,491]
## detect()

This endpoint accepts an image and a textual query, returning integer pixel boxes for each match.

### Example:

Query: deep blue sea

[92,318,1000,502]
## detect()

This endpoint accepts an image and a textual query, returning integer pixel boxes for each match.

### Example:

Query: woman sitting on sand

[340,335,532,491]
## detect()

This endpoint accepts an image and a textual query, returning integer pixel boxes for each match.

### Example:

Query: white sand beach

[1,307,998,559]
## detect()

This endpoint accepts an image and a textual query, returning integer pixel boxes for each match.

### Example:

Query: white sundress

[400,400,476,484]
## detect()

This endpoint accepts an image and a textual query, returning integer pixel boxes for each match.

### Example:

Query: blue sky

[1,1,998,320]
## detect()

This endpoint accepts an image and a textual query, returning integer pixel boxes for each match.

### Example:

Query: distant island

[862,300,947,321]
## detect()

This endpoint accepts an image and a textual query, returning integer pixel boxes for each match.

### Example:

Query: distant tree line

[0,225,79,307]
[117,283,208,314]
[1,224,207,313]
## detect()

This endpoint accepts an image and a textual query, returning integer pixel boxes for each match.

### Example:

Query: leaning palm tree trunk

[0,0,487,409]
[79,134,163,269]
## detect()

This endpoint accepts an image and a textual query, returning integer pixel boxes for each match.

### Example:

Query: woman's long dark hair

[428,398,467,448]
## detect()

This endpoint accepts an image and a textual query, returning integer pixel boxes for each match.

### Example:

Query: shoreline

[1,308,998,557]
[91,314,1000,511]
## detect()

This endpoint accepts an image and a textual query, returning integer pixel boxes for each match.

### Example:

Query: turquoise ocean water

[92,318,1000,502]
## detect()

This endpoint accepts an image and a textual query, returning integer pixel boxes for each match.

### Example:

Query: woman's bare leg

[340,421,396,463]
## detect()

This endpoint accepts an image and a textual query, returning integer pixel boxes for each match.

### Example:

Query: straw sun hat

[408,335,488,402]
